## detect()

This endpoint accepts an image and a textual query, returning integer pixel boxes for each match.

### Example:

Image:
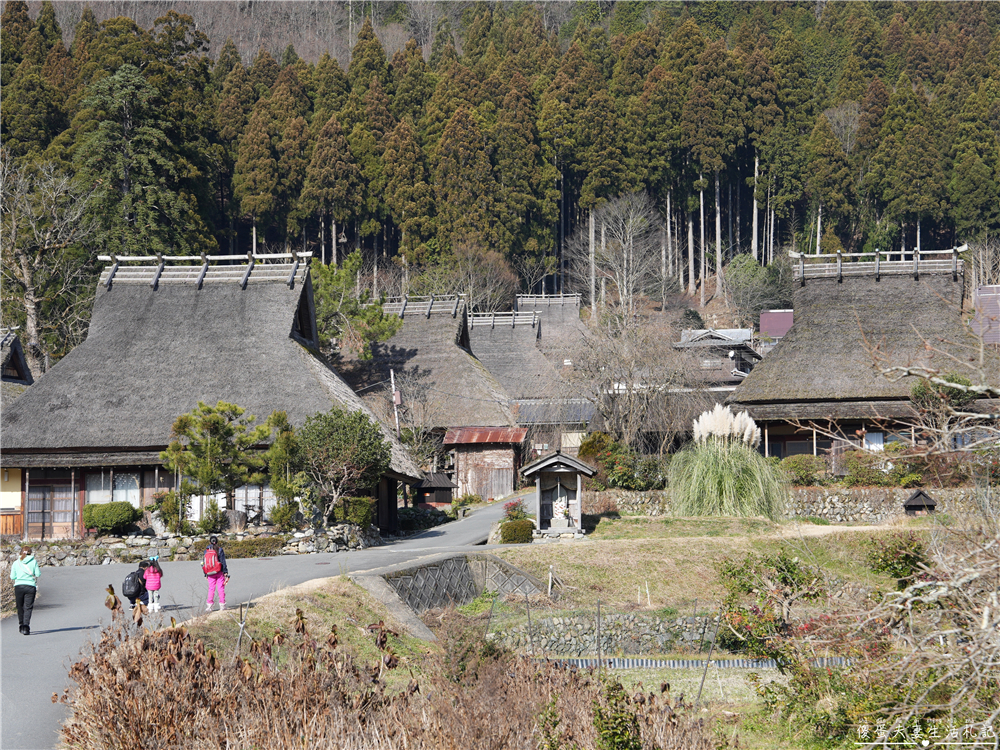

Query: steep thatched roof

[467,313,562,400]
[1,329,34,404]
[515,294,588,365]
[728,268,999,421]
[339,296,515,428]
[0,261,420,479]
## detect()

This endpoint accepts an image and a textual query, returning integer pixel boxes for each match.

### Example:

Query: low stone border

[0,523,381,568]
[586,487,981,524]
[490,612,720,657]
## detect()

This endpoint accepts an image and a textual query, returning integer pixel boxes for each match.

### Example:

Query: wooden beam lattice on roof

[789,245,966,284]
[97,251,313,290]
[379,294,467,318]
[468,312,539,329]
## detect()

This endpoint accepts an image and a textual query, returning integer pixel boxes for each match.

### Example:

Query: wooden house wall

[453,445,518,501]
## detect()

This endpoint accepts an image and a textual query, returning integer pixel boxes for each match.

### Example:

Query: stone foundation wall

[490,612,719,657]
[585,488,980,524]
[0,523,380,568]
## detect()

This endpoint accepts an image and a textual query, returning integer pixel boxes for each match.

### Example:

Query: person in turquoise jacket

[11,545,41,635]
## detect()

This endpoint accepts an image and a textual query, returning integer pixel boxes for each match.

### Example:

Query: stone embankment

[490,612,719,657]
[587,487,979,524]
[0,523,380,568]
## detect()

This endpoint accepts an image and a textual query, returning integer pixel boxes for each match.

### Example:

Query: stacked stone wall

[585,487,980,524]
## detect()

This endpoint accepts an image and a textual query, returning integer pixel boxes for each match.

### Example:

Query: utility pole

[390,368,401,437]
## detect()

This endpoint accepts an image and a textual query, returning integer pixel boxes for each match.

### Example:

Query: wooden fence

[0,512,23,537]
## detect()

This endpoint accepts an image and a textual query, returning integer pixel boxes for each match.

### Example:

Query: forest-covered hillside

[3,1,1000,366]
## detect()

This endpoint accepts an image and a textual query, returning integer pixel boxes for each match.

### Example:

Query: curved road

[2,502,506,750]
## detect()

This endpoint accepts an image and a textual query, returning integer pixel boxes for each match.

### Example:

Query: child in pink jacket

[143,557,163,612]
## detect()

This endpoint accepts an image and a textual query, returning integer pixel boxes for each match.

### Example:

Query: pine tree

[882,14,910,84]
[233,104,278,251]
[211,38,241,90]
[278,115,311,242]
[663,17,707,92]
[419,62,479,156]
[1,62,61,161]
[743,45,781,261]
[281,43,299,68]
[389,39,434,123]
[434,107,497,251]
[299,114,361,263]
[348,17,388,97]
[0,1,32,86]
[429,16,458,72]
[313,52,349,124]
[609,26,660,100]
[363,76,396,150]
[383,118,435,253]
[834,55,866,105]
[248,47,280,98]
[950,149,1000,240]
[70,6,98,60]
[268,66,310,132]
[580,90,630,209]
[639,65,682,198]
[807,114,853,221]
[75,64,209,254]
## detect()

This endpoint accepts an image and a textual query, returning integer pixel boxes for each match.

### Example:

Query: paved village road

[1,502,507,750]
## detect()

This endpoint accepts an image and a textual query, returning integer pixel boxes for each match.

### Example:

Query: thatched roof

[728,268,1000,421]
[1,329,33,404]
[514,294,588,364]
[0,260,421,480]
[339,296,515,428]
[467,313,563,400]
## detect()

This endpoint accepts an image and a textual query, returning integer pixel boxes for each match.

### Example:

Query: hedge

[500,519,535,544]
[189,536,288,560]
[83,502,141,534]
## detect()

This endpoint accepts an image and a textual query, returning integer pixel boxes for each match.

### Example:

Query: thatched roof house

[467,312,562,400]
[0,255,420,538]
[1,329,34,404]
[514,294,588,366]
[727,255,1000,457]
[340,295,515,429]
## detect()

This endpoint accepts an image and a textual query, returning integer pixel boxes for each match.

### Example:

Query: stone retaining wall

[489,612,719,657]
[0,523,380,568]
[585,487,980,524]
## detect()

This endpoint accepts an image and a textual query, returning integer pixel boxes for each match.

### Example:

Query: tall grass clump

[669,405,787,520]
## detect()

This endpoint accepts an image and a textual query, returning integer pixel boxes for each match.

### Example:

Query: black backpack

[122,570,144,599]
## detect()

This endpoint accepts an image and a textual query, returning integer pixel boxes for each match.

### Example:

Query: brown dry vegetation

[58,604,731,750]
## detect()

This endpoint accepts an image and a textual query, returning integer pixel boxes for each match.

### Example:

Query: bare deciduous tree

[566,192,664,321]
[824,101,860,156]
[1,154,97,372]
[567,314,715,454]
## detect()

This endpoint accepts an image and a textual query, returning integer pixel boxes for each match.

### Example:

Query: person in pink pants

[202,535,229,611]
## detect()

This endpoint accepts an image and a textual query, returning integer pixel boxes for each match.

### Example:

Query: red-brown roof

[443,427,528,445]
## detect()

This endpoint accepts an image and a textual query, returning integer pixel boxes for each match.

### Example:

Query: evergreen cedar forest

[3,1,1000,370]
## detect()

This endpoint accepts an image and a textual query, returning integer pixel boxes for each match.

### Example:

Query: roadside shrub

[196,499,230,535]
[780,454,825,486]
[189,535,287,560]
[450,494,480,517]
[267,500,300,532]
[82,502,141,535]
[865,531,927,584]
[341,497,376,528]
[503,499,528,521]
[500,519,534,544]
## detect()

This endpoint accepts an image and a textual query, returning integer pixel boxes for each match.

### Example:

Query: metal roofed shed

[443,426,528,503]
[520,451,596,535]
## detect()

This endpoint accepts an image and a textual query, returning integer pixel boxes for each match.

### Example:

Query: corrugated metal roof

[443,426,528,445]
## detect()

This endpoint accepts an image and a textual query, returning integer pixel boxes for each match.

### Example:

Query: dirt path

[777,521,899,538]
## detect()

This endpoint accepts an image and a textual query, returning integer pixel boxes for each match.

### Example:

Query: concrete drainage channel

[538,656,850,670]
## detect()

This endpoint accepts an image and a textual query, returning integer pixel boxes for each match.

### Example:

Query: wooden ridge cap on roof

[97,252,313,290]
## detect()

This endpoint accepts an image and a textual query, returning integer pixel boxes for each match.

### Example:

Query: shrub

[842,450,893,487]
[189,535,287,560]
[669,439,788,520]
[82,502,141,535]
[499,519,534,544]
[780,454,825,486]
[150,490,194,534]
[267,500,300,532]
[503,499,528,521]
[329,497,376,528]
[197,499,230,535]
[865,531,927,584]
[450,494,480,517]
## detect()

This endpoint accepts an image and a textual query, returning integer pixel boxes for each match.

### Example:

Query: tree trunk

[589,209,596,316]
[687,210,695,296]
[916,217,921,256]
[660,223,667,309]
[252,218,257,254]
[666,190,674,280]
[816,203,822,254]
[752,154,759,262]
[699,178,706,308]
[715,172,723,301]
